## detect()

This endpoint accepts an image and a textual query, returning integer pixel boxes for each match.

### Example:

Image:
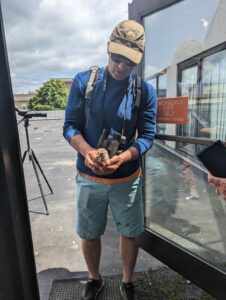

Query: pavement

[17,111,163,300]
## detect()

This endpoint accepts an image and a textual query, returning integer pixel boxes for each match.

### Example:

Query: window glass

[143,0,221,78]
[158,73,167,98]
[145,142,226,273]
[156,73,167,135]
[178,66,198,155]
[200,50,226,141]
[178,50,226,148]
[143,0,226,282]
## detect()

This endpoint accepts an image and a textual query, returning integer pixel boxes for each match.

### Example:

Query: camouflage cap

[108,20,145,65]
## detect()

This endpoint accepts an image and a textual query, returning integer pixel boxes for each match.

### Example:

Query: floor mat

[49,267,215,300]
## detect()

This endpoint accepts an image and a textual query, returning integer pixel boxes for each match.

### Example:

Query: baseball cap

[108,20,145,65]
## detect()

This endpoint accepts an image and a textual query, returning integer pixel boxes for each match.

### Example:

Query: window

[179,66,199,155]
[145,140,226,274]
[143,0,221,79]
[148,73,167,135]
[143,7,226,276]
[201,50,226,141]
[178,49,226,145]
[158,73,167,98]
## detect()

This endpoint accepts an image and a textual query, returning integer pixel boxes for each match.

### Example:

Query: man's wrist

[117,154,126,165]
[83,147,93,157]
[118,147,139,163]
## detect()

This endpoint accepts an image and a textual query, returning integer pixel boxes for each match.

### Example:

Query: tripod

[17,109,53,215]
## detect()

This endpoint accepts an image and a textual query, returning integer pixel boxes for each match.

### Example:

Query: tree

[28,79,68,110]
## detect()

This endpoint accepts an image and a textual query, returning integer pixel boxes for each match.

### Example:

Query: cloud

[1,0,130,93]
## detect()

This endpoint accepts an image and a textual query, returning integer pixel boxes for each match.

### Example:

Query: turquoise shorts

[76,173,144,240]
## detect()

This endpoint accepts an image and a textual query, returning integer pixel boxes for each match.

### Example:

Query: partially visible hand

[84,149,103,174]
[208,172,226,187]
[217,184,226,201]
[208,172,226,201]
[84,151,124,176]
[99,155,124,175]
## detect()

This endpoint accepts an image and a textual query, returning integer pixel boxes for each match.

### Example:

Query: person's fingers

[85,158,92,169]
[96,159,108,167]
[218,184,226,195]
[106,155,123,168]
[85,155,96,169]
[87,153,122,174]
[85,149,99,169]
[208,173,221,186]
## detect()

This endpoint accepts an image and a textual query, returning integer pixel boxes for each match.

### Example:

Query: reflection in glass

[143,0,221,78]
[158,73,167,98]
[178,49,226,150]
[181,65,200,139]
[201,50,226,141]
[156,73,167,135]
[145,142,226,272]
[178,66,198,155]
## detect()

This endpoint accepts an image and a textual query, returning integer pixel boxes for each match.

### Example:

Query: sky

[1,0,131,93]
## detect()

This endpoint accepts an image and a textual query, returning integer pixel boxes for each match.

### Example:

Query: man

[63,19,157,300]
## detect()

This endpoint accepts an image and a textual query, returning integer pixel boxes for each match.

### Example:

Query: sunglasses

[111,53,136,67]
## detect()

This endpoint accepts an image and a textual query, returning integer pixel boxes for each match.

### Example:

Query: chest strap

[85,66,100,100]
[133,75,142,109]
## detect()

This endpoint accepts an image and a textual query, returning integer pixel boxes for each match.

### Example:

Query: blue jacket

[63,67,157,179]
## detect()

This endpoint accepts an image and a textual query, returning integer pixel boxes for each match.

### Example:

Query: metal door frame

[0,2,40,299]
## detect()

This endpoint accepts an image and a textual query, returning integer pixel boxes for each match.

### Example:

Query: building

[14,78,73,110]
[14,92,35,110]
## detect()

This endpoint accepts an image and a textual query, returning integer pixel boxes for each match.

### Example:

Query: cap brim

[108,41,142,65]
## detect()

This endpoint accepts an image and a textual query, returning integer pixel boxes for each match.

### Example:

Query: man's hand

[70,135,104,174]
[93,146,139,176]
[84,149,103,173]
[99,155,124,175]
[70,136,139,176]
[208,172,226,201]
[89,153,124,175]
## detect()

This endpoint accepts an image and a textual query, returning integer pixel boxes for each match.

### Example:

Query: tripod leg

[29,150,49,215]
[31,150,53,194]
[22,150,28,163]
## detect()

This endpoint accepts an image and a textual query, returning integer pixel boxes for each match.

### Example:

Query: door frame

[0,2,40,299]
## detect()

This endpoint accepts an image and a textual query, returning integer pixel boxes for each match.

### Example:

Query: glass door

[129,0,226,297]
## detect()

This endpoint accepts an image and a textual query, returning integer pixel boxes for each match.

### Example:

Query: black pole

[0,2,40,300]
[24,119,31,150]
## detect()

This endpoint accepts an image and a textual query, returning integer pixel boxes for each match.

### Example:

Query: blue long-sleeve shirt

[63,67,157,179]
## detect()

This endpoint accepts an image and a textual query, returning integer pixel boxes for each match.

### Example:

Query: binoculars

[97,128,126,158]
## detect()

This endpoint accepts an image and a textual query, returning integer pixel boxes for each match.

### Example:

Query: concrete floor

[18,114,163,300]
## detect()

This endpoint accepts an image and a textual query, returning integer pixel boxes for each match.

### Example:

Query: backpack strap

[130,75,142,143]
[85,66,100,100]
[133,75,142,109]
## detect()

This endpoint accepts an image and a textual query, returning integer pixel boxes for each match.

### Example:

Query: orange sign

[157,96,188,124]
